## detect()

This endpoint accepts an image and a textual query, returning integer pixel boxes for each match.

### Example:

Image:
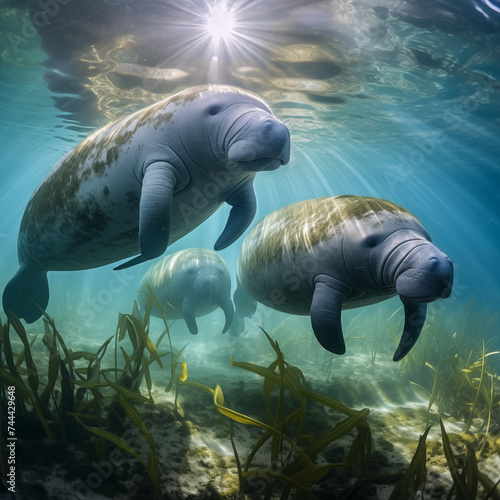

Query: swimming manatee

[2,85,290,323]
[232,195,454,361]
[138,248,233,334]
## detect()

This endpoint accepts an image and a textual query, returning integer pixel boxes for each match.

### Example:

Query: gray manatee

[232,195,454,361]
[3,85,290,323]
[137,248,233,334]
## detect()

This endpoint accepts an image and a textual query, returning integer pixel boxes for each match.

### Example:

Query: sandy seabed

[1,334,499,500]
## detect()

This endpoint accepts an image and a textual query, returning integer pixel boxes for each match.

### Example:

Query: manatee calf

[138,248,233,334]
[3,85,290,323]
[233,195,454,361]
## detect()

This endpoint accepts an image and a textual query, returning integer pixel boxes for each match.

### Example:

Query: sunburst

[152,0,282,81]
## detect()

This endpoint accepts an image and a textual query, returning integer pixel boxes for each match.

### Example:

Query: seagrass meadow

[1,296,499,499]
[1,0,500,499]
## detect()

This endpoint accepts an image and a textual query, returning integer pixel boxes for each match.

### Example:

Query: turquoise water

[0,2,500,498]
[1,1,498,346]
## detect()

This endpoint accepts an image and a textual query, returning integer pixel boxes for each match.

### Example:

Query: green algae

[181,327,373,499]
[179,446,240,498]
[239,195,425,276]
[390,420,500,500]
[0,303,176,499]
[1,293,498,499]
[400,305,500,454]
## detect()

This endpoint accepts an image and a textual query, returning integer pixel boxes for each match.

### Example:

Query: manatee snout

[259,118,291,164]
[428,255,454,299]
[228,114,290,169]
[396,247,454,302]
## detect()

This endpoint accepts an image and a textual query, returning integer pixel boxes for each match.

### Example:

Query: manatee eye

[208,106,221,115]
[365,236,379,248]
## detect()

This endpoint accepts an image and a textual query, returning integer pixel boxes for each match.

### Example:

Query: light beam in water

[205,4,235,42]
[152,0,284,83]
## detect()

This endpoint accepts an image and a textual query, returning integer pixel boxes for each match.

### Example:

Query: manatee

[3,85,290,323]
[137,248,233,334]
[232,195,454,361]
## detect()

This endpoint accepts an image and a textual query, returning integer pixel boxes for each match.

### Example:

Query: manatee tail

[2,265,49,323]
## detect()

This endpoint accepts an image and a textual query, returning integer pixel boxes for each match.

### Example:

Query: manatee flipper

[114,255,146,270]
[233,284,257,317]
[310,276,352,355]
[114,161,180,271]
[140,162,180,258]
[230,283,257,336]
[218,296,235,334]
[182,295,198,335]
[229,314,246,337]
[2,265,49,323]
[214,180,256,251]
[393,299,427,362]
